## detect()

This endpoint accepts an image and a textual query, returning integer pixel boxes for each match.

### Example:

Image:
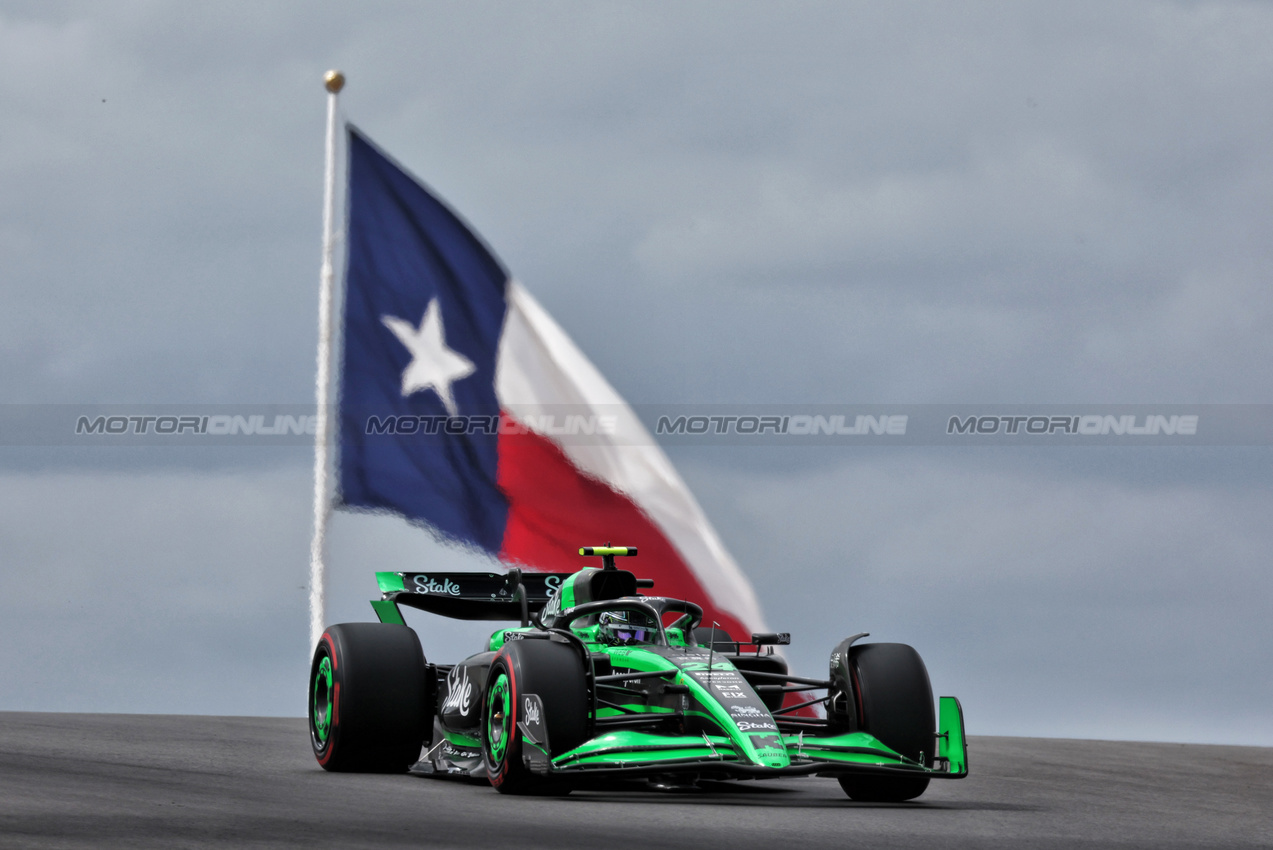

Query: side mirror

[750,632,790,646]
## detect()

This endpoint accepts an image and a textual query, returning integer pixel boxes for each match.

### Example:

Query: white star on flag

[381,299,475,416]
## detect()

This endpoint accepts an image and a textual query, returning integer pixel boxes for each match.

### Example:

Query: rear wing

[373,570,576,622]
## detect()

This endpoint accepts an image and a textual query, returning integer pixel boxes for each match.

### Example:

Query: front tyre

[309,623,431,772]
[836,642,935,802]
[482,639,587,795]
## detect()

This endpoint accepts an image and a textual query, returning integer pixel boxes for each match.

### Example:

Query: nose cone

[743,731,791,768]
[671,649,791,768]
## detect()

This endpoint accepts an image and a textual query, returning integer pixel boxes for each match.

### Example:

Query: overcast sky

[2,1,1272,746]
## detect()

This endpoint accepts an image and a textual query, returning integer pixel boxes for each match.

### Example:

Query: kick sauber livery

[309,547,968,801]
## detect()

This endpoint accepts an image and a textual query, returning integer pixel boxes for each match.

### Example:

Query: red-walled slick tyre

[309,622,431,772]
[481,638,587,795]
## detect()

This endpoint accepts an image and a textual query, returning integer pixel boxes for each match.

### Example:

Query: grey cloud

[0,465,510,715]
[6,1,1273,406]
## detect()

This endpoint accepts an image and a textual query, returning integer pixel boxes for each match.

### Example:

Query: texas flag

[338,128,764,640]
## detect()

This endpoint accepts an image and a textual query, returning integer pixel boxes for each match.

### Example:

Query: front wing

[522,696,968,782]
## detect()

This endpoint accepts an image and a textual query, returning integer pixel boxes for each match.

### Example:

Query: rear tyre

[835,642,934,802]
[309,623,431,772]
[482,639,587,795]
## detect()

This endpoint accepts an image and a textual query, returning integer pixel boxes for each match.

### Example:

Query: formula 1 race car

[308,546,968,801]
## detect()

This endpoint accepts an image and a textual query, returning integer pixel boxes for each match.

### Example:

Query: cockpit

[595,609,660,646]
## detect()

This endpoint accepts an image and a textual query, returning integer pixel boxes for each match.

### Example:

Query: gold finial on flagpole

[324,70,346,93]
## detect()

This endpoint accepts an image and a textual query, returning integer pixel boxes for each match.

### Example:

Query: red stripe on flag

[495,413,752,643]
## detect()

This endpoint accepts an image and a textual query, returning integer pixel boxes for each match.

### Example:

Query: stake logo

[414,574,461,596]
[523,697,541,725]
[441,665,473,716]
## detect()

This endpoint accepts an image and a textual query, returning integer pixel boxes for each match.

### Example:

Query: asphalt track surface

[0,713,1269,849]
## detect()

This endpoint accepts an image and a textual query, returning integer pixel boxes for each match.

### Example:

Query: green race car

[308,546,968,801]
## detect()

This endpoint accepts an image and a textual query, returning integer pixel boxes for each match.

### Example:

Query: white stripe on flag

[495,279,766,632]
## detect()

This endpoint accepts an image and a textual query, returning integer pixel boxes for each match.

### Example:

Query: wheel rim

[312,654,333,745]
[486,672,511,765]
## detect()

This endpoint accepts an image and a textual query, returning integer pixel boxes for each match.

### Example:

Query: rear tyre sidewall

[836,642,934,802]
[482,639,587,795]
[309,622,431,773]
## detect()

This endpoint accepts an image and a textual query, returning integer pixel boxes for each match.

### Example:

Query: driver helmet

[597,610,657,646]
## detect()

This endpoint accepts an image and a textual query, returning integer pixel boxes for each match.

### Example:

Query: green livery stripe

[783,731,909,765]
[559,570,588,609]
[443,730,481,749]
[938,696,969,775]
[488,627,536,652]
[595,704,677,718]
[375,572,406,593]
[561,746,738,768]
[554,731,739,767]
[369,599,405,625]
[487,629,506,652]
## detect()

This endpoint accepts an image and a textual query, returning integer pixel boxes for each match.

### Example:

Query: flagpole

[310,69,344,654]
